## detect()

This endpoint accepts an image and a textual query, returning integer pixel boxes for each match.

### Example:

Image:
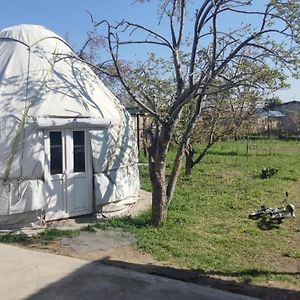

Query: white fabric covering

[0,24,140,221]
[35,117,113,129]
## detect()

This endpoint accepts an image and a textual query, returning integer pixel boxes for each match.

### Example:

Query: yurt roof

[0,24,122,122]
[0,24,70,49]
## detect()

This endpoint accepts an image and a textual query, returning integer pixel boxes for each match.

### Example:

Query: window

[73,131,85,172]
[50,131,63,175]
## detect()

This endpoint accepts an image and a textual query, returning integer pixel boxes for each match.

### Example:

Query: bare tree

[88,0,300,226]
[184,85,261,175]
[183,57,287,175]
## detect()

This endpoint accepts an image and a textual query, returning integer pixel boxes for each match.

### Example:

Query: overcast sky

[0,0,298,102]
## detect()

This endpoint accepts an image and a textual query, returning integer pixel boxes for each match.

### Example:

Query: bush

[0,233,28,243]
[37,228,80,241]
[260,167,279,179]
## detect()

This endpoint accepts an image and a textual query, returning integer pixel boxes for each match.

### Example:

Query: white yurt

[0,24,140,225]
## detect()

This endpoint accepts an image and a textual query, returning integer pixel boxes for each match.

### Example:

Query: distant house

[255,108,284,136]
[255,101,300,136]
[273,101,300,135]
[273,100,300,114]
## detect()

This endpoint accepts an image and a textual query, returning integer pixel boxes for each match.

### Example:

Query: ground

[7,225,299,300]
[0,244,257,300]
[1,139,300,300]
[28,228,158,267]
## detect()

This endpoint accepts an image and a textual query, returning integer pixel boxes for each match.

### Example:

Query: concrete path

[0,244,257,300]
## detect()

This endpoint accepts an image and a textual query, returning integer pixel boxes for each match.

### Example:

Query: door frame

[44,128,93,220]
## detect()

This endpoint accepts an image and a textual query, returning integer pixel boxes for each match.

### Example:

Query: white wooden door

[45,129,92,220]
[44,130,66,220]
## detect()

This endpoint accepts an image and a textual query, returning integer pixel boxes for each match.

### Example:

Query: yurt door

[45,129,93,220]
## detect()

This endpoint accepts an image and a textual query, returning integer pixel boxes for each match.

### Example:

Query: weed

[260,167,279,179]
[81,225,97,232]
[37,228,80,241]
[283,250,300,259]
[93,211,152,231]
[0,233,28,243]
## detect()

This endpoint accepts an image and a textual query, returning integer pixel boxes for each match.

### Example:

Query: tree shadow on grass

[208,150,240,156]
[281,177,298,182]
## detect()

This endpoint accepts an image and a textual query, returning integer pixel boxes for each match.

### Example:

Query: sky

[0,0,298,102]
[0,1,158,50]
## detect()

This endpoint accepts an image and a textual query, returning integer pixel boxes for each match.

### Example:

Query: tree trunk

[151,176,168,226]
[147,124,171,226]
[142,117,149,157]
[184,142,214,175]
[148,152,168,226]
[246,135,249,159]
[185,148,194,176]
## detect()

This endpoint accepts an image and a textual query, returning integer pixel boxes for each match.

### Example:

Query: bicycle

[248,192,296,223]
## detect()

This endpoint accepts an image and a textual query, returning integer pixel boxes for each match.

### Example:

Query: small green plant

[260,167,279,179]
[0,232,28,243]
[81,224,97,232]
[37,228,80,241]
[284,250,300,259]
[93,213,151,231]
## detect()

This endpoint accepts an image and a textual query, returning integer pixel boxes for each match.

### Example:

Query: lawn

[103,138,300,289]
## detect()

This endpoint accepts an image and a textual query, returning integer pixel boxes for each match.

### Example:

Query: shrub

[260,167,279,179]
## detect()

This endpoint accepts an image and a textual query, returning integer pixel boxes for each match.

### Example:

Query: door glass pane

[73,131,85,173]
[50,131,63,175]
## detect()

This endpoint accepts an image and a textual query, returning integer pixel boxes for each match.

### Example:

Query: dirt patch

[58,228,160,266]
[61,229,136,253]
[257,251,300,274]
[27,228,159,267]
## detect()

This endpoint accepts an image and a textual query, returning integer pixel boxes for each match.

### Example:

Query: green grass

[0,228,81,244]
[37,228,80,241]
[99,139,300,287]
[284,249,300,259]
[0,232,28,243]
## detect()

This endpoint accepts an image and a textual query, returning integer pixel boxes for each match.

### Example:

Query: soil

[27,235,158,267]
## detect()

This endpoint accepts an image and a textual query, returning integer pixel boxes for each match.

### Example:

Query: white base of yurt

[0,210,45,229]
[99,196,139,218]
[0,196,140,229]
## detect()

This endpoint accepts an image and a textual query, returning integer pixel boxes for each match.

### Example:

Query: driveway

[0,244,257,300]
